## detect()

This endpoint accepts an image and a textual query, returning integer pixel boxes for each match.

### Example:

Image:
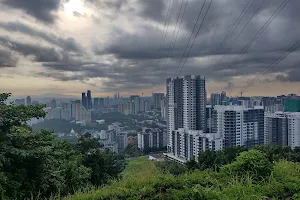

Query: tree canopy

[0,93,125,199]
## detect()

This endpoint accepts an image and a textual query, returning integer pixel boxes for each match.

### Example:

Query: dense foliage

[75,133,126,186]
[186,144,300,172]
[0,93,125,199]
[65,156,300,200]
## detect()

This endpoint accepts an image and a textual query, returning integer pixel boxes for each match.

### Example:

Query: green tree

[197,150,218,170]
[124,143,143,157]
[76,133,126,186]
[222,149,273,181]
[186,157,198,171]
[0,93,46,133]
[0,93,91,199]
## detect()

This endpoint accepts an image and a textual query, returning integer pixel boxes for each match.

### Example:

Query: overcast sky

[0,0,299,97]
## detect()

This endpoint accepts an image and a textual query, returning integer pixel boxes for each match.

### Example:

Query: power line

[210,0,266,77]
[206,0,255,73]
[239,39,300,95]
[213,0,291,88]
[174,0,208,76]
[177,0,213,76]
[156,0,189,91]
[215,0,255,58]
[158,0,189,86]
[153,0,174,90]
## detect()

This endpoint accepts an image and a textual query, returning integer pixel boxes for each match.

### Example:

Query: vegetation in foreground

[65,150,300,200]
[0,93,125,200]
[2,92,300,199]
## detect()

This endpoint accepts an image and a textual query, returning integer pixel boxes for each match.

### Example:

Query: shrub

[221,149,273,181]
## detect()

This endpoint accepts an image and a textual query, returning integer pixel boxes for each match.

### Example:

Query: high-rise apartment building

[117,132,128,153]
[26,96,31,106]
[221,91,227,105]
[161,97,167,120]
[52,107,62,119]
[214,105,265,149]
[94,98,99,110]
[264,112,288,146]
[87,90,92,109]
[99,98,105,109]
[211,93,221,107]
[81,106,91,122]
[82,92,87,109]
[286,113,300,148]
[152,93,164,109]
[264,112,300,148]
[61,102,72,120]
[75,100,81,121]
[166,75,206,152]
[132,96,140,114]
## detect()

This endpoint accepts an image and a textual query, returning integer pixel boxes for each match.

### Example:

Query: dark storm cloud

[0,35,92,73]
[0,21,83,52]
[95,0,300,87]
[0,48,18,68]
[2,0,300,93]
[138,0,165,22]
[2,0,63,24]
[0,36,61,62]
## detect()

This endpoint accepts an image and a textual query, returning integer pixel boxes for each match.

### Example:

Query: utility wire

[239,40,300,95]
[158,0,189,89]
[174,0,208,76]
[210,0,266,77]
[177,0,213,76]
[206,0,255,72]
[153,0,174,90]
[213,0,291,87]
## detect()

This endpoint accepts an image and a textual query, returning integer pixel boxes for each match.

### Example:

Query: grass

[60,156,169,200]
[57,158,300,200]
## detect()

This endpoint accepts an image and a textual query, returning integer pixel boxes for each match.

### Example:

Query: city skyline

[1,0,300,96]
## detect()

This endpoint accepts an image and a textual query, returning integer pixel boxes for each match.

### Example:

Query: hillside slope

[61,156,300,200]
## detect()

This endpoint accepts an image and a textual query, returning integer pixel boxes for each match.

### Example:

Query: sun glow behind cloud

[64,0,85,15]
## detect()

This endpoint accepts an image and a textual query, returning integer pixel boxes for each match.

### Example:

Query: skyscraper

[94,98,99,110]
[82,92,87,109]
[75,100,81,121]
[87,90,92,109]
[71,101,77,119]
[152,93,164,109]
[166,75,206,152]
[99,98,105,108]
[221,91,227,105]
[26,96,31,106]
[210,93,221,107]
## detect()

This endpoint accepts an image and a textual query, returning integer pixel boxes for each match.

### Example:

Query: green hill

[61,156,300,200]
